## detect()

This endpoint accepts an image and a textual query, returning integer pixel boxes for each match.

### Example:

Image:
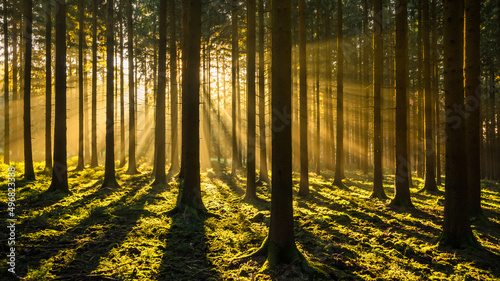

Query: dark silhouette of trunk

[153,0,166,185]
[119,0,125,167]
[438,0,477,249]
[126,0,138,174]
[169,0,179,173]
[465,0,482,217]
[391,0,413,208]
[12,15,18,163]
[422,0,437,192]
[48,0,68,193]
[432,0,441,186]
[4,0,9,164]
[298,0,308,196]
[76,0,85,170]
[315,0,320,175]
[258,0,268,182]
[23,0,35,180]
[371,0,386,199]
[177,0,206,212]
[333,0,344,188]
[231,0,240,174]
[91,0,98,167]
[362,0,369,174]
[102,0,119,188]
[245,0,257,200]
[416,0,424,179]
[44,0,51,169]
[324,12,333,172]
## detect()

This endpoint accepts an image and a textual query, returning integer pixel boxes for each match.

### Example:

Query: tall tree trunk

[12,14,18,163]
[44,0,51,169]
[362,0,370,174]
[231,0,240,174]
[153,0,167,185]
[315,0,320,175]
[102,0,119,188]
[119,0,125,167]
[371,0,386,199]
[258,0,268,182]
[48,0,68,193]
[178,0,206,212]
[439,0,477,249]
[298,0,308,196]
[76,0,85,170]
[333,0,344,188]
[422,0,437,192]
[4,0,9,164]
[169,0,179,173]
[23,0,35,180]
[245,0,257,200]
[391,0,412,208]
[432,0,441,186]
[91,0,98,167]
[126,0,138,174]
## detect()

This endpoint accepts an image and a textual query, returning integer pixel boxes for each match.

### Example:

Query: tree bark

[333,0,344,188]
[4,0,9,164]
[169,0,179,173]
[231,0,240,174]
[298,0,308,196]
[119,0,125,167]
[44,0,51,169]
[258,0,268,182]
[23,0,35,180]
[91,0,98,167]
[76,0,85,170]
[126,0,138,174]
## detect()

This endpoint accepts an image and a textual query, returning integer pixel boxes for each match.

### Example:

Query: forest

[0,0,499,279]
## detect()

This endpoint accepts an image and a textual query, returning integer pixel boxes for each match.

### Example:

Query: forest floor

[1,158,500,280]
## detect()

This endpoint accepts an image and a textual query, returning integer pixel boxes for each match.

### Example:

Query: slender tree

[231,0,240,174]
[362,0,370,174]
[333,0,345,188]
[76,0,85,170]
[3,0,9,164]
[371,0,386,199]
[23,0,35,180]
[119,0,125,167]
[465,0,482,217]
[298,0,308,196]
[101,0,119,188]
[391,0,413,208]
[169,0,179,173]
[91,0,98,167]
[48,0,69,193]
[245,0,257,200]
[126,0,138,174]
[44,0,51,169]
[438,0,477,249]
[258,0,268,182]
[153,0,167,185]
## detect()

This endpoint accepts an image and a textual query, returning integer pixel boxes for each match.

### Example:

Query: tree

[362,0,369,175]
[298,0,308,196]
[119,0,125,167]
[465,0,482,218]
[76,0,85,171]
[101,0,119,188]
[126,0,138,174]
[422,0,437,192]
[23,0,35,181]
[333,0,345,189]
[231,0,240,174]
[438,0,477,249]
[245,0,257,200]
[176,0,206,213]
[48,0,69,193]
[91,0,98,167]
[169,0,179,174]
[3,0,9,164]
[44,0,51,169]
[391,0,413,208]
[153,0,166,185]
[258,0,268,183]
[371,0,386,199]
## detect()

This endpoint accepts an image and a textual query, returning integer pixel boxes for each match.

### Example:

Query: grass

[1,158,500,280]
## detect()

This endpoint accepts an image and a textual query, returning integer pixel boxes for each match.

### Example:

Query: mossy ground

[1,158,500,280]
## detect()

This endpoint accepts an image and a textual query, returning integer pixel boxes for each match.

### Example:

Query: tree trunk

[102,0,119,188]
[315,0,320,175]
[3,0,9,164]
[432,0,441,186]
[298,0,308,196]
[362,0,369,174]
[245,0,257,200]
[438,0,477,249]
[126,0,138,174]
[333,0,344,188]
[153,0,167,185]
[258,0,268,182]
[44,0,51,169]
[76,0,85,170]
[178,0,206,212]
[371,0,386,199]
[169,0,178,174]
[119,0,125,167]
[23,0,35,180]
[391,0,412,208]
[48,0,68,193]
[91,0,98,167]
[231,0,240,174]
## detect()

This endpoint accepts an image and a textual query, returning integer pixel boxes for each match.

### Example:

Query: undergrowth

[1,158,499,280]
